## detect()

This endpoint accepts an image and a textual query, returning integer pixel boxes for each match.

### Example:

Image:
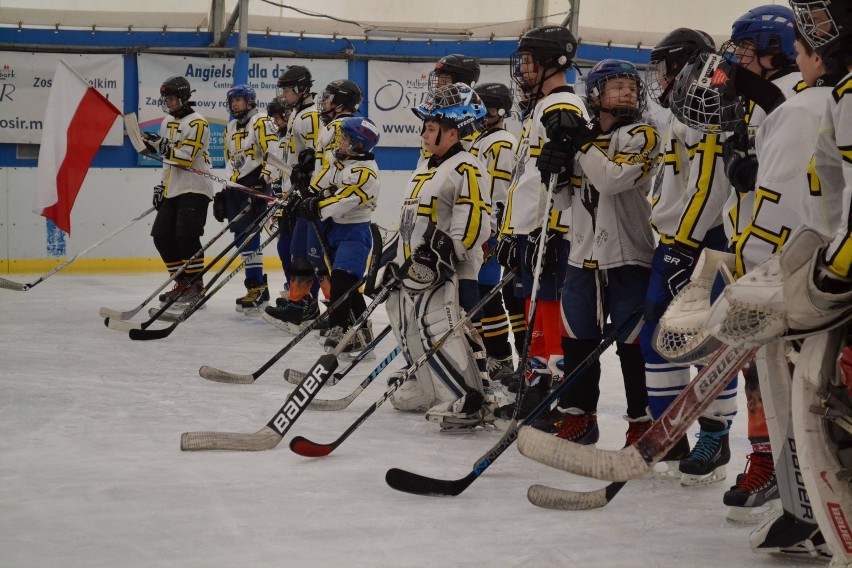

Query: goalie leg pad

[387,290,437,411]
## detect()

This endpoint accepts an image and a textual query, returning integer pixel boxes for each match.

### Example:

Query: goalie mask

[413,82,487,139]
[428,54,481,91]
[670,52,742,134]
[790,0,852,74]
[585,59,646,122]
[320,79,362,125]
[226,84,257,120]
[160,76,193,116]
[335,116,380,159]
[646,28,716,108]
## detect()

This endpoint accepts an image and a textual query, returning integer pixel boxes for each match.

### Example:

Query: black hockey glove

[290,148,316,190]
[524,227,560,273]
[152,183,165,210]
[537,141,575,184]
[270,179,283,198]
[143,132,170,156]
[297,195,322,221]
[660,244,698,298]
[212,191,228,222]
[248,182,270,214]
[722,135,758,194]
[541,109,593,145]
[403,225,456,292]
[495,234,519,273]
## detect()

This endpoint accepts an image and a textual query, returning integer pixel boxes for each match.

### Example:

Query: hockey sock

[504,284,527,357]
[617,342,649,420]
[558,336,602,412]
[329,269,359,329]
[478,284,513,360]
[640,319,690,419]
[288,257,315,301]
[746,363,770,443]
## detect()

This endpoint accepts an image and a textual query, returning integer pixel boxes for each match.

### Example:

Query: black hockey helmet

[277,65,313,92]
[160,76,193,114]
[647,28,716,107]
[515,25,578,70]
[266,98,289,118]
[790,0,852,74]
[428,54,481,91]
[475,82,514,117]
[320,79,363,124]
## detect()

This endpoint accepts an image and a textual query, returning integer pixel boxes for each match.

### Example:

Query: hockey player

[427,53,481,92]
[494,25,591,420]
[216,84,282,315]
[293,116,380,353]
[534,60,660,448]
[265,97,293,295]
[386,82,493,431]
[469,82,520,381]
[147,76,213,306]
[262,68,325,332]
[641,29,742,487]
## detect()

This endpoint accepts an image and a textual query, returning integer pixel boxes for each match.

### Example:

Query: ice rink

[0,272,806,567]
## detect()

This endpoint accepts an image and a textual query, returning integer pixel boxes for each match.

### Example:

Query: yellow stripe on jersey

[483,140,514,184]
[807,154,822,195]
[734,187,790,277]
[794,80,809,93]
[169,118,208,167]
[827,236,852,279]
[833,77,852,102]
[674,133,723,248]
[455,162,489,249]
[841,145,852,166]
[318,166,377,210]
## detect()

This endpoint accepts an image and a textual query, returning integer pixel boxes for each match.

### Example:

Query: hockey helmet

[790,0,852,74]
[647,28,716,106]
[428,54,481,91]
[585,59,646,121]
[723,5,798,67]
[413,82,487,138]
[277,65,313,94]
[160,76,193,114]
[475,82,514,118]
[336,116,380,157]
[320,79,363,125]
[670,52,742,134]
[227,84,257,119]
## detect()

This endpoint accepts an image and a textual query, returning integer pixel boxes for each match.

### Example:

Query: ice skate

[679,416,730,487]
[724,452,781,524]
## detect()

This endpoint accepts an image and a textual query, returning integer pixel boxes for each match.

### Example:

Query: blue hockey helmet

[413,82,487,138]
[337,116,380,156]
[227,84,257,119]
[585,59,646,121]
[730,5,798,61]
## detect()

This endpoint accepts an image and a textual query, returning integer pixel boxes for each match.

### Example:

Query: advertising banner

[137,54,347,168]
[0,52,123,145]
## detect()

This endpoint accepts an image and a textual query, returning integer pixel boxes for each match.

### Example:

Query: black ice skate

[724,452,781,524]
[679,416,730,487]
[261,294,319,333]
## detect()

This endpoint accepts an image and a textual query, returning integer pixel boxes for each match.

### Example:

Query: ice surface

[0,273,806,567]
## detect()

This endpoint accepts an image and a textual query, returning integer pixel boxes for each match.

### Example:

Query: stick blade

[100,307,135,320]
[289,436,334,457]
[0,278,28,291]
[517,426,649,482]
[198,365,255,384]
[283,368,306,386]
[129,324,176,341]
[385,468,475,497]
[180,426,281,451]
[105,317,142,331]
[307,393,357,411]
[527,482,625,511]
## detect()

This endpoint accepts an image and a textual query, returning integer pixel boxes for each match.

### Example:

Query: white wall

[0,167,407,264]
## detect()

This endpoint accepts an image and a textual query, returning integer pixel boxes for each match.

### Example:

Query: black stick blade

[129,323,177,340]
[385,468,476,497]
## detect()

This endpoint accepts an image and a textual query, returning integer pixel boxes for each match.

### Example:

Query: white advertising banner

[0,52,124,145]
[367,61,518,148]
[137,54,347,168]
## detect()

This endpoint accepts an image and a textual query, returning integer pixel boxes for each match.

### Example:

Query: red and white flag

[33,60,121,234]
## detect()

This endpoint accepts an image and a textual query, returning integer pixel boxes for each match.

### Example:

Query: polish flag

[33,60,121,234]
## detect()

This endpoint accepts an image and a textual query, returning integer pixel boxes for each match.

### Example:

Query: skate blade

[725,498,782,525]
[241,305,267,317]
[680,466,727,487]
[651,460,683,480]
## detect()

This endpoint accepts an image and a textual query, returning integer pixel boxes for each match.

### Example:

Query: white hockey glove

[404,225,457,292]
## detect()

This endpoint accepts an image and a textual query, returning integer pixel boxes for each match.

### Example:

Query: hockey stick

[128,221,281,340]
[290,270,515,458]
[283,324,393,386]
[515,344,756,482]
[383,173,561,496]
[180,268,405,451]
[384,310,640,497]
[307,345,402,411]
[106,201,281,331]
[0,206,155,292]
[196,277,364,382]
[526,481,627,510]
[125,112,276,203]
[99,203,252,321]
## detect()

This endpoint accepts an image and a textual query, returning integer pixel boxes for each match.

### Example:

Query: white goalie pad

[792,328,852,565]
[706,227,852,348]
[655,248,736,364]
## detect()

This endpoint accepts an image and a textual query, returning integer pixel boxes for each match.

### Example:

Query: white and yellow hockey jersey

[280,101,322,192]
[396,145,491,281]
[816,71,852,279]
[224,111,282,185]
[561,121,660,269]
[650,113,729,250]
[469,126,517,234]
[158,111,213,199]
[735,81,838,275]
[502,87,591,236]
[311,154,380,225]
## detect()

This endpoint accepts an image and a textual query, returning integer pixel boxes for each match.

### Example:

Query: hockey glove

[212,191,227,223]
[524,227,560,273]
[660,244,698,298]
[404,225,456,292]
[537,141,574,184]
[152,183,165,210]
[297,195,322,221]
[541,109,592,145]
[143,132,170,156]
[495,234,519,273]
[722,135,758,193]
[290,148,316,190]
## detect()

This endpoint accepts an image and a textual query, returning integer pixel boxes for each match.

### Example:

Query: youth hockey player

[534,60,660,448]
[293,116,380,353]
[641,28,741,487]
[469,82,519,381]
[494,25,591,420]
[265,97,293,295]
[386,82,494,431]
[147,76,213,306]
[216,84,282,315]
[427,54,481,92]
